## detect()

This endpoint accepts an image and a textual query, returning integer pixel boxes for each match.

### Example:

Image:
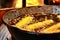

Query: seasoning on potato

[15,16,33,28]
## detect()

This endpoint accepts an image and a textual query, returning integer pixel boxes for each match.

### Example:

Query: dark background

[0,0,59,8]
[0,0,14,8]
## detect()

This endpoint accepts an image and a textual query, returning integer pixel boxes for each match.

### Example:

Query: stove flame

[26,0,44,7]
[53,0,60,3]
[14,0,44,8]
[14,0,22,8]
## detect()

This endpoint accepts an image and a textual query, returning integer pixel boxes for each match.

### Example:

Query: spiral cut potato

[25,20,54,31]
[15,16,33,28]
[42,20,54,25]
[41,23,60,33]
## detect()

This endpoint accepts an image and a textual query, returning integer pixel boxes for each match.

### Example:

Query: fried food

[42,20,54,25]
[15,16,33,28]
[25,20,54,31]
[42,23,60,33]
[9,13,60,33]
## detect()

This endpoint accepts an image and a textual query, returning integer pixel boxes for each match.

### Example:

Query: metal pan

[2,6,60,40]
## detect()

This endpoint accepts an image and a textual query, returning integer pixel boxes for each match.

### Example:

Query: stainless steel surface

[0,24,11,40]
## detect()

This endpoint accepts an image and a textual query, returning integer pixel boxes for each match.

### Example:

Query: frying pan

[2,6,60,40]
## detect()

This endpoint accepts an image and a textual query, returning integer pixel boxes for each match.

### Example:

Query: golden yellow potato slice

[15,16,33,28]
[25,20,54,31]
[42,23,60,33]
[42,20,54,25]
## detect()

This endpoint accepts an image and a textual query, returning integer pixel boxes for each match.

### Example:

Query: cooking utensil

[3,6,60,40]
